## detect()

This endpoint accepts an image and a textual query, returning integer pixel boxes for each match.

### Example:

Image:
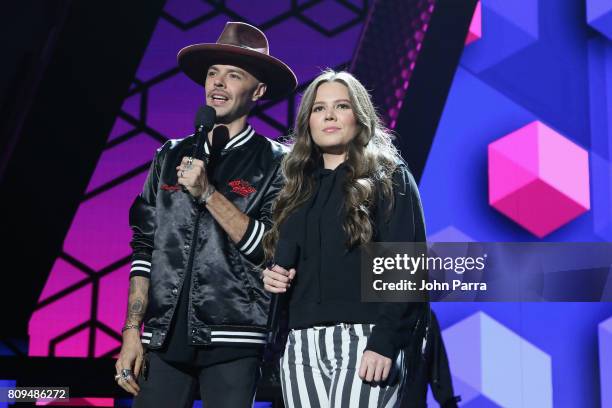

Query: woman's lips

[323,127,340,133]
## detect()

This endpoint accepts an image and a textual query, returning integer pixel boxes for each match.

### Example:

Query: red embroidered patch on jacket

[161,184,181,192]
[229,179,256,197]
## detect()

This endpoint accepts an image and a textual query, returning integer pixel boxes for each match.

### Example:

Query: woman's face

[308,81,358,155]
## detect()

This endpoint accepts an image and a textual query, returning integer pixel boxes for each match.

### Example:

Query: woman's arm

[365,164,427,359]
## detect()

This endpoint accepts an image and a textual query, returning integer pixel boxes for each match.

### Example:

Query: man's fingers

[288,268,296,280]
[119,378,138,396]
[133,355,143,378]
[126,375,140,393]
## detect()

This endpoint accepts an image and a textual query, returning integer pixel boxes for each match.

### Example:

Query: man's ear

[252,83,267,102]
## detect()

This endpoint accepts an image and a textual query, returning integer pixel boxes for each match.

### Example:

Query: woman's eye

[230,73,241,80]
[337,103,351,109]
[313,106,324,112]
[207,71,215,77]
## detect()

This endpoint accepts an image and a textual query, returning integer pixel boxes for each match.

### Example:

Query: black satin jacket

[128,125,287,349]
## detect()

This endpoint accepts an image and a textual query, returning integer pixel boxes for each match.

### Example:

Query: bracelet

[121,324,141,333]
[199,185,216,205]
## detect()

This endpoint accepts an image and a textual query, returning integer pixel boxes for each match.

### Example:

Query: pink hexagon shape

[488,121,590,238]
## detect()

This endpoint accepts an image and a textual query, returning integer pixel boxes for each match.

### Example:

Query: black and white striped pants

[280,323,405,408]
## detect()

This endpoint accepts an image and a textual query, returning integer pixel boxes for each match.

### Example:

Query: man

[114,22,297,407]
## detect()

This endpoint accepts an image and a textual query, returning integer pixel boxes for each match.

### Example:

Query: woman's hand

[262,265,296,293]
[358,350,392,382]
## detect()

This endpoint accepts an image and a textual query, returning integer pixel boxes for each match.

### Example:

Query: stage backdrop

[25,0,612,407]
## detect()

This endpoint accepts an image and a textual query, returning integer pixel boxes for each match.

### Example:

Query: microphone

[193,106,216,161]
[266,239,298,345]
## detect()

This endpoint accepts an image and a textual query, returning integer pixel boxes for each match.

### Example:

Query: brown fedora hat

[177,22,297,100]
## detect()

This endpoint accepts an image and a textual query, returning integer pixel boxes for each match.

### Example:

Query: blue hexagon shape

[436,312,552,407]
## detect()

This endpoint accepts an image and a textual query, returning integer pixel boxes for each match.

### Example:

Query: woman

[262,70,427,407]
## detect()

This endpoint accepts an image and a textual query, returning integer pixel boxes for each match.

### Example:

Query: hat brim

[177,43,297,100]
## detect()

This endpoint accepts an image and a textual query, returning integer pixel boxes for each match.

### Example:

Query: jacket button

[184,244,190,250]
[172,288,178,295]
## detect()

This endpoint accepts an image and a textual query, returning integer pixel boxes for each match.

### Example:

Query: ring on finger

[180,170,185,178]
[186,156,194,167]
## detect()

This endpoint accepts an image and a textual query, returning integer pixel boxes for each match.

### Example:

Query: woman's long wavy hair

[263,70,402,261]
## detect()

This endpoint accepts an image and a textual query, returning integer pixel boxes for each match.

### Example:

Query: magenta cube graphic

[429,312,552,407]
[600,316,612,408]
[465,1,482,45]
[587,0,612,40]
[488,121,590,238]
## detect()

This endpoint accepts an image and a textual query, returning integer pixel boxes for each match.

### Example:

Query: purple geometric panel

[94,329,120,358]
[266,18,362,83]
[147,74,203,139]
[121,92,142,121]
[28,284,92,356]
[249,117,283,140]
[600,316,612,408]
[439,312,552,407]
[55,327,89,357]
[108,117,136,143]
[225,0,290,26]
[86,134,161,193]
[301,0,359,32]
[461,0,539,73]
[136,17,229,83]
[63,173,148,271]
[261,100,289,127]
[38,258,88,302]
[164,0,214,26]
[587,0,612,40]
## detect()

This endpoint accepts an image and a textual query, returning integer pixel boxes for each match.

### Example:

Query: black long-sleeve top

[278,160,427,359]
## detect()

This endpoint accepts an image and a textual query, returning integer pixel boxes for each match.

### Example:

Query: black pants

[132,351,261,408]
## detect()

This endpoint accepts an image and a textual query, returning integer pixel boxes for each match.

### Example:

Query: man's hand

[262,265,296,293]
[115,330,144,396]
[177,156,208,200]
[358,350,392,383]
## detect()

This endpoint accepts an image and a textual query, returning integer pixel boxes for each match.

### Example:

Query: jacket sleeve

[128,142,167,279]
[365,164,427,359]
[235,157,285,264]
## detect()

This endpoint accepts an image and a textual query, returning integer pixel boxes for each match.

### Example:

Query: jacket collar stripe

[132,260,151,266]
[226,127,255,150]
[202,124,253,155]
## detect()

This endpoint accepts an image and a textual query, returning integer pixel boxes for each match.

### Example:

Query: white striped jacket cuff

[129,259,151,278]
[236,218,265,257]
